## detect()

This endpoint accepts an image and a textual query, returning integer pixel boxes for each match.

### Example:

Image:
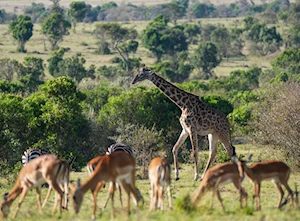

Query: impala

[86,155,123,208]
[148,157,172,211]
[234,155,294,210]
[0,155,70,220]
[41,157,73,210]
[192,161,247,211]
[70,151,143,219]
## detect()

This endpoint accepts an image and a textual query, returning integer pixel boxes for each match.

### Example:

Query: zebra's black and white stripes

[106,143,134,157]
[21,148,48,166]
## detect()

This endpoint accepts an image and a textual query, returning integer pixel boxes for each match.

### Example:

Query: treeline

[1,0,300,175]
[1,48,300,175]
[0,0,291,23]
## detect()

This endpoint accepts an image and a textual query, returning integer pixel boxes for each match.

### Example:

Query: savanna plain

[0,1,299,221]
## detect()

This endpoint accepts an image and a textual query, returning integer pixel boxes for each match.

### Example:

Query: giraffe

[131,66,237,181]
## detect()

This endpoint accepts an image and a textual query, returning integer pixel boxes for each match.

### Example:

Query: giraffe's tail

[231,145,236,157]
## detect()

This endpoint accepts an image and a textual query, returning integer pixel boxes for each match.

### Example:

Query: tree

[94,23,138,74]
[271,48,300,76]
[0,80,23,94]
[83,4,101,23]
[151,51,193,83]
[288,23,300,48]
[34,77,89,167]
[50,0,64,14]
[101,1,118,11]
[211,27,231,60]
[191,42,221,79]
[246,23,282,56]
[48,49,95,82]
[0,93,30,173]
[142,15,188,62]
[287,1,300,25]
[68,1,87,33]
[184,23,201,44]
[9,15,33,52]
[250,83,300,166]
[19,56,45,94]
[0,58,22,82]
[41,13,71,50]
[0,9,7,24]
[98,86,181,147]
[47,47,65,76]
[191,2,215,18]
[201,94,233,116]
[24,2,46,23]
[164,0,188,25]
[243,16,255,31]
[56,53,95,82]
[207,67,261,93]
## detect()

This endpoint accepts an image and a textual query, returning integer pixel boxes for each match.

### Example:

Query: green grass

[1,145,299,221]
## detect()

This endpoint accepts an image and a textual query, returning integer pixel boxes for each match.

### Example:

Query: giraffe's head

[131,66,154,85]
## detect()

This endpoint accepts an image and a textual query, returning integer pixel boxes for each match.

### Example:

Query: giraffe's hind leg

[189,130,199,181]
[201,134,218,180]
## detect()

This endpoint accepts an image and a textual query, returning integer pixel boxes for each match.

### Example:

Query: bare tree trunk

[43,34,47,51]
[114,41,130,75]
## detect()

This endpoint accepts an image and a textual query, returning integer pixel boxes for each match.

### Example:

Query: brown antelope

[192,161,247,211]
[70,151,143,220]
[0,155,70,220]
[41,157,74,210]
[234,155,294,210]
[86,155,123,208]
[148,157,172,212]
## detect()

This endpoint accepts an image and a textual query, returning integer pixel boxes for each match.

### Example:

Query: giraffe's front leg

[172,129,189,181]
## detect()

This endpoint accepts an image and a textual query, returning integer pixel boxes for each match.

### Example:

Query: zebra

[21,148,48,166]
[106,143,134,157]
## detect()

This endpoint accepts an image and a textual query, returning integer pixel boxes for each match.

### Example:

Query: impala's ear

[76,178,81,189]
[246,154,253,162]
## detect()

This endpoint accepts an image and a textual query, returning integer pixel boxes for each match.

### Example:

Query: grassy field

[0,145,299,221]
[0,17,273,79]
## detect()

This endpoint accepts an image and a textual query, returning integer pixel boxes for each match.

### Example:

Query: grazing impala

[86,155,123,208]
[234,155,294,210]
[192,161,247,211]
[70,151,143,220]
[0,155,70,220]
[148,157,172,212]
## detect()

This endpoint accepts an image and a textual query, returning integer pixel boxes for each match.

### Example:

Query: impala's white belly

[22,173,45,189]
[116,165,134,183]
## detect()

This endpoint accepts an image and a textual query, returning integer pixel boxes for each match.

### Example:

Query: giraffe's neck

[150,73,199,109]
